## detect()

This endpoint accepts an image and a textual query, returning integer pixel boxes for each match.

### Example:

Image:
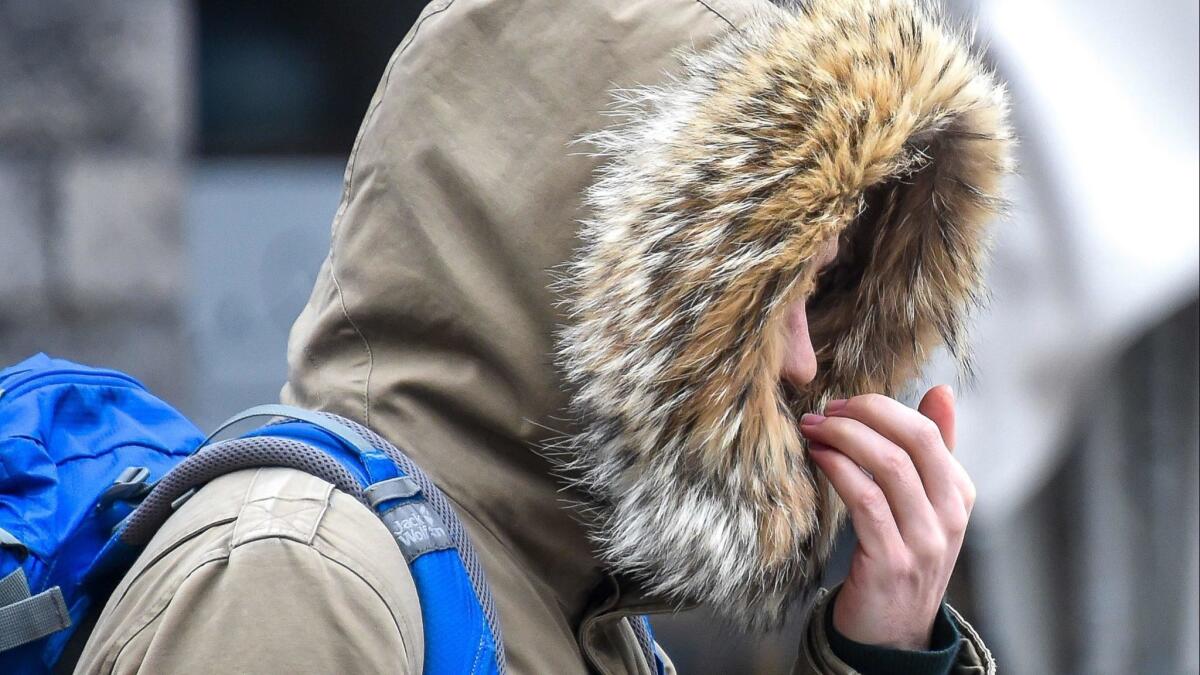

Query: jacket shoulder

[75,468,424,674]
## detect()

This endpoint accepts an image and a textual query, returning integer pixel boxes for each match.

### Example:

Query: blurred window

[197,0,430,156]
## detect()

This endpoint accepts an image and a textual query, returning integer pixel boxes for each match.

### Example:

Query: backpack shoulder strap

[115,406,507,675]
[118,433,365,548]
[201,404,376,456]
[631,615,667,675]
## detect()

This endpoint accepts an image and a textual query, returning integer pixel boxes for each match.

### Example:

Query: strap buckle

[96,466,152,511]
[0,527,28,563]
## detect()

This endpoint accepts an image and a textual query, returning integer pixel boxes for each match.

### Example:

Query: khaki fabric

[74,469,423,674]
[793,589,995,675]
[80,0,997,673]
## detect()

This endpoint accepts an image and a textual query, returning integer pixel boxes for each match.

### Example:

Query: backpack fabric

[0,354,203,671]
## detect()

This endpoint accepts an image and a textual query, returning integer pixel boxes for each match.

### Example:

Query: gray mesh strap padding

[311,413,508,674]
[629,616,657,671]
[0,583,70,653]
[120,436,364,547]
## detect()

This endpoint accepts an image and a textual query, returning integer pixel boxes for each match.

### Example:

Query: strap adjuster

[0,568,71,652]
[96,466,152,511]
[364,476,421,509]
[0,527,28,563]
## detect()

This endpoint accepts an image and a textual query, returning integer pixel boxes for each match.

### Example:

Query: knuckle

[854,393,887,413]
[856,489,889,520]
[822,415,849,433]
[913,533,948,561]
[914,419,944,449]
[881,448,913,475]
[944,506,971,537]
[961,482,978,511]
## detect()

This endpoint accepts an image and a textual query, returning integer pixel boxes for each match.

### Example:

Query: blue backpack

[0,354,507,674]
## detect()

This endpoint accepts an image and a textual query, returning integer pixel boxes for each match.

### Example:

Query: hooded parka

[76,0,1011,673]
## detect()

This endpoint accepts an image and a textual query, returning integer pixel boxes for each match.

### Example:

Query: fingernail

[825,398,848,414]
[800,413,826,426]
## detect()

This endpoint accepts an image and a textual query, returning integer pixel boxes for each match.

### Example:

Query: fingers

[822,391,970,513]
[801,413,938,540]
[808,442,903,560]
[807,389,978,651]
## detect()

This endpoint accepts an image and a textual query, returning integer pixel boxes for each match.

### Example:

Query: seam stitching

[326,0,456,426]
[105,551,228,674]
[693,0,739,32]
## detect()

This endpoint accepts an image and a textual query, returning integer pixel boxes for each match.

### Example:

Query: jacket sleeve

[792,585,997,675]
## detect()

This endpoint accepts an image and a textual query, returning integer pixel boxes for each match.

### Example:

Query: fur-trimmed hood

[558,0,1013,628]
[284,0,1012,660]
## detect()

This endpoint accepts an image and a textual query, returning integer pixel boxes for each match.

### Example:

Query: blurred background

[0,0,1196,672]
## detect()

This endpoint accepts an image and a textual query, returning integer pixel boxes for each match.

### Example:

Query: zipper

[0,368,145,402]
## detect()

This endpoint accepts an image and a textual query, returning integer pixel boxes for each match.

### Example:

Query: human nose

[781,299,818,387]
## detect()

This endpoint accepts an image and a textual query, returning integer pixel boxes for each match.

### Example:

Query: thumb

[917,385,956,452]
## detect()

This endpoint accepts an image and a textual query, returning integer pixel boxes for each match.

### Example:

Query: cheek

[781,299,818,387]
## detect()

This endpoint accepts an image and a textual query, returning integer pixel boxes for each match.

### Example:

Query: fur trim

[557,0,1013,628]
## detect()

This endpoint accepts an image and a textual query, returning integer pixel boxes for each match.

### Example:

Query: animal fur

[557,0,1013,629]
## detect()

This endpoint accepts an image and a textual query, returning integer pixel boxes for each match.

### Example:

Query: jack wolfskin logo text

[382,501,454,561]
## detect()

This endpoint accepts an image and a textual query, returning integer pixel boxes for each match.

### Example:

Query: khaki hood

[283,0,1012,648]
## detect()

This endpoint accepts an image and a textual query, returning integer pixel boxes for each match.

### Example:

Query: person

[76,0,1012,672]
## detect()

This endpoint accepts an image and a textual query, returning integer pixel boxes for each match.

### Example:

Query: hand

[799,385,975,650]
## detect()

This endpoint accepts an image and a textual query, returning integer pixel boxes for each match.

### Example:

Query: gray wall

[183,160,340,429]
[0,0,191,405]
